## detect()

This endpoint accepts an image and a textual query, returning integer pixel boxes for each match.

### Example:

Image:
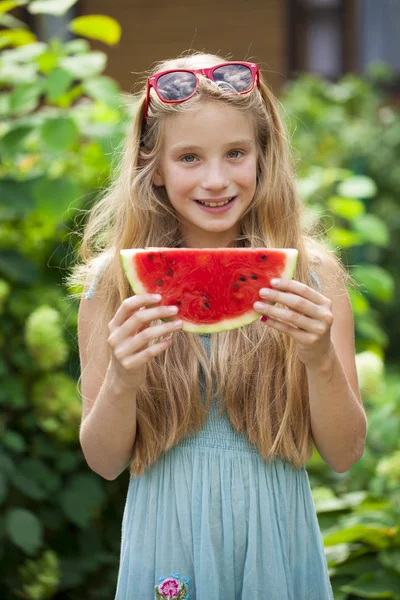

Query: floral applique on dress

[155,573,190,599]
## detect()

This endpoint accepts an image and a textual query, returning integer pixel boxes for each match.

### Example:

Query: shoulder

[84,250,114,300]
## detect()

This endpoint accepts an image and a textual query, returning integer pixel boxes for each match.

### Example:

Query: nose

[201,162,230,191]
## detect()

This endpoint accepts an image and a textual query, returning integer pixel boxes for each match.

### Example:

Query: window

[288,0,356,79]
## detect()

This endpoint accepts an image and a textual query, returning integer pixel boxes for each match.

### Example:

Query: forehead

[162,101,256,150]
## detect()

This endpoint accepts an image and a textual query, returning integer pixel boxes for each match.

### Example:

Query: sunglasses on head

[143,61,260,122]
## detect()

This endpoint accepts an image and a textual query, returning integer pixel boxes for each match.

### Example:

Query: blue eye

[181,154,197,163]
[227,150,243,159]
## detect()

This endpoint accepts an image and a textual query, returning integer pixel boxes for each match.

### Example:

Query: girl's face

[153,101,258,248]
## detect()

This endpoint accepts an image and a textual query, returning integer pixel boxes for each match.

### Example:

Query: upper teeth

[199,198,232,207]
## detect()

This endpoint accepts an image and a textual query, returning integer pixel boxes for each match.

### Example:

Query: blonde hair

[67,52,354,476]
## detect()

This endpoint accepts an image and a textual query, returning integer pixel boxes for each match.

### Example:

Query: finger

[109,304,180,344]
[116,318,183,358]
[265,316,315,343]
[260,279,328,314]
[111,294,162,328]
[117,336,174,372]
[255,301,317,332]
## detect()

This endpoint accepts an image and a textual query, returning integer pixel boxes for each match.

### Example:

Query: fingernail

[270,278,280,285]
[260,288,270,296]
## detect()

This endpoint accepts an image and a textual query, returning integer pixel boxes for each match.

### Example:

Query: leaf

[0,1,28,15]
[0,472,7,505]
[45,67,73,102]
[40,116,78,151]
[0,179,35,220]
[0,29,36,48]
[5,508,43,554]
[59,474,106,528]
[337,176,377,199]
[327,196,365,221]
[341,570,400,599]
[0,125,33,155]
[69,15,121,46]
[352,265,395,302]
[328,227,363,248]
[32,177,82,219]
[0,62,37,85]
[353,214,389,246]
[1,41,46,62]
[0,250,39,284]
[324,524,393,549]
[83,76,121,108]
[356,318,389,348]
[10,81,43,116]
[64,38,89,54]
[0,92,11,116]
[28,0,78,16]
[379,551,400,574]
[60,51,107,79]
[3,430,26,453]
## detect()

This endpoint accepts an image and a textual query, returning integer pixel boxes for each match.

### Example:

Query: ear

[153,168,164,187]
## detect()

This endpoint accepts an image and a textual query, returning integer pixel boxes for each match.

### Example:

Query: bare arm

[77,279,182,481]
[307,257,367,473]
[77,285,138,481]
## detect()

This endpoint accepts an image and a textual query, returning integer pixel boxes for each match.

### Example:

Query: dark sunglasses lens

[212,64,253,92]
[156,71,197,101]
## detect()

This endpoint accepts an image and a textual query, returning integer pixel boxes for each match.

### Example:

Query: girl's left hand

[253,278,334,370]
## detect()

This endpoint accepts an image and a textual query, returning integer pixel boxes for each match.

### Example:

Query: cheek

[237,161,257,191]
[167,166,197,197]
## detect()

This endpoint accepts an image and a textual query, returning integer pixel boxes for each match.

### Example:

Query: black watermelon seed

[166,269,173,275]
[149,254,154,260]
[204,302,210,309]
[251,274,258,280]
[177,301,181,306]
[156,280,164,286]
[260,255,266,261]
[233,282,239,289]
[239,276,246,282]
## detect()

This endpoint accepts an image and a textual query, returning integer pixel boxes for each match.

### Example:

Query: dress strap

[84,253,113,300]
[308,269,321,293]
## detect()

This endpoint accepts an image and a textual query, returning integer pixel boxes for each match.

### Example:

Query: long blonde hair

[67,52,353,476]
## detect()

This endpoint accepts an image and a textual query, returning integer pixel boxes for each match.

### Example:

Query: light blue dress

[111,269,334,600]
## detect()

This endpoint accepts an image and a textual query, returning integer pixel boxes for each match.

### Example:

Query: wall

[78,0,288,94]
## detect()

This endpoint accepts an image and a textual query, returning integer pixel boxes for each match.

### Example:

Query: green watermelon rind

[120,248,298,334]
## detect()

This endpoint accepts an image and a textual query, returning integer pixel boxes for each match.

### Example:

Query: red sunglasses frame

[143,61,260,122]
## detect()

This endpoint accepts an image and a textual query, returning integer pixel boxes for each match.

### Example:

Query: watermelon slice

[120,248,298,333]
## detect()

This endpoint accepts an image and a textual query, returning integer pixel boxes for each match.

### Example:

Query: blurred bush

[281,67,399,361]
[281,68,400,599]
[0,1,131,598]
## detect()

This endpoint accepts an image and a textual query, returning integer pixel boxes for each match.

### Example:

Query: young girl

[70,53,367,599]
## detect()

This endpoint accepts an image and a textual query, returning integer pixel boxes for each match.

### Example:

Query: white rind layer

[120,248,298,334]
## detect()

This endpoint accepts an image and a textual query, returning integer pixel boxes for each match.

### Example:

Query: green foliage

[19,550,60,600]
[282,70,400,598]
[25,305,69,370]
[308,367,400,599]
[281,70,400,360]
[0,3,130,599]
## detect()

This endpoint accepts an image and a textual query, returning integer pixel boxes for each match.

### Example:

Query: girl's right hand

[107,294,182,391]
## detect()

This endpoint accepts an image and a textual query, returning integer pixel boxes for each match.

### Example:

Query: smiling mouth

[195,197,235,207]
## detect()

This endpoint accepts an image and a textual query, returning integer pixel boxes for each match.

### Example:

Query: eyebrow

[170,139,255,154]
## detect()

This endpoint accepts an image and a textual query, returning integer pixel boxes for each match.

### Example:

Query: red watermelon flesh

[120,248,298,333]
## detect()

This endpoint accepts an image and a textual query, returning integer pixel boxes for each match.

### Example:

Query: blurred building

[21,0,400,94]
